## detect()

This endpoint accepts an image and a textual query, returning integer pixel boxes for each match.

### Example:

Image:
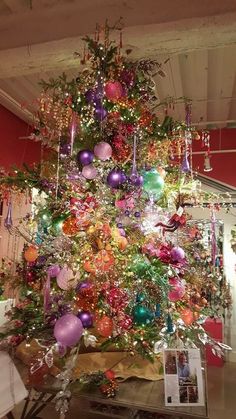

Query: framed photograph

[164,348,204,406]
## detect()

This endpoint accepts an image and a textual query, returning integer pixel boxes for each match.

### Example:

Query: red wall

[192,128,236,188]
[0,105,41,170]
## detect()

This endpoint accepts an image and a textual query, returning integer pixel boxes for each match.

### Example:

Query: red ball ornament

[168,278,185,302]
[96,315,113,337]
[105,369,115,380]
[104,81,123,102]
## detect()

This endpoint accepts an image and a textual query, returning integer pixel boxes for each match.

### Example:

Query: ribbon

[44,274,51,313]
[211,208,217,266]
[70,112,77,156]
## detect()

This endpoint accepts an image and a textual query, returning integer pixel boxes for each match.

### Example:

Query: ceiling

[0,1,236,157]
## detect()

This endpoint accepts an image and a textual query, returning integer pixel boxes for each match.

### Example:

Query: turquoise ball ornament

[133,305,154,325]
[143,169,165,199]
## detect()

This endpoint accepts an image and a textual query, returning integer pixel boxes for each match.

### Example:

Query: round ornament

[133,305,154,325]
[77,149,94,166]
[107,169,127,188]
[171,246,185,262]
[54,314,83,347]
[24,246,39,263]
[96,315,113,337]
[180,308,194,325]
[104,81,123,102]
[82,164,98,180]
[94,141,112,161]
[143,169,164,199]
[62,216,79,236]
[77,311,93,328]
[56,267,79,290]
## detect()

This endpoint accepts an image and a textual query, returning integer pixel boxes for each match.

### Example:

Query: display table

[9,359,209,419]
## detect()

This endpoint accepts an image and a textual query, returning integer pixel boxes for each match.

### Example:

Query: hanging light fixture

[203,152,213,172]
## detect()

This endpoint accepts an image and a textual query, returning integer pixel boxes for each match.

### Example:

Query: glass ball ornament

[82,164,98,180]
[104,81,123,102]
[77,149,94,166]
[107,168,127,188]
[96,315,113,337]
[94,141,112,161]
[133,305,154,325]
[24,246,39,262]
[77,311,93,328]
[51,214,69,235]
[170,246,185,262]
[54,314,83,347]
[143,169,165,199]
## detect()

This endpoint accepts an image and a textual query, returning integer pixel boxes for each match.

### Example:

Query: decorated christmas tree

[0,22,231,402]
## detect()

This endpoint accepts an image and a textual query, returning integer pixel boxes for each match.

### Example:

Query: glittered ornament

[54,314,83,347]
[56,267,79,290]
[82,164,98,180]
[104,81,123,102]
[47,264,61,277]
[180,308,194,325]
[170,246,185,262]
[168,278,185,302]
[24,246,39,263]
[143,169,164,199]
[133,305,154,325]
[77,311,93,328]
[62,216,80,236]
[60,143,71,157]
[94,141,112,161]
[77,149,94,166]
[107,169,127,188]
[96,315,113,337]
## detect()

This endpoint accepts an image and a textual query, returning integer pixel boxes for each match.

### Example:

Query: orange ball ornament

[24,246,39,262]
[62,216,79,236]
[118,236,128,251]
[96,316,113,338]
[95,250,115,272]
[180,308,194,326]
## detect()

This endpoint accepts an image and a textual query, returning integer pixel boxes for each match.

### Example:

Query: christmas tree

[0,22,231,398]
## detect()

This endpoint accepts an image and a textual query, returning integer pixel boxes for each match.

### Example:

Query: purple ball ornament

[94,105,107,121]
[107,168,127,189]
[54,314,83,347]
[170,246,185,262]
[82,164,98,180]
[77,149,94,166]
[47,264,61,278]
[77,311,93,328]
[94,141,112,161]
[129,173,143,187]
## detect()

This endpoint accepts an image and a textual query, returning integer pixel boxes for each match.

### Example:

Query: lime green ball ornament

[143,169,164,199]
[133,305,154,325]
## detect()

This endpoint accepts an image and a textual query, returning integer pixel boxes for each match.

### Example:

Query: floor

[7,362,236,419]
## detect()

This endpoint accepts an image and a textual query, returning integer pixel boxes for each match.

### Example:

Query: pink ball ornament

[57,267,79,290]
[82,164,98,180]
[54,314,83,347]
[171,246,185,262]
[104,81,123,102]
[168,277,185,302]
[94,141,112,161]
